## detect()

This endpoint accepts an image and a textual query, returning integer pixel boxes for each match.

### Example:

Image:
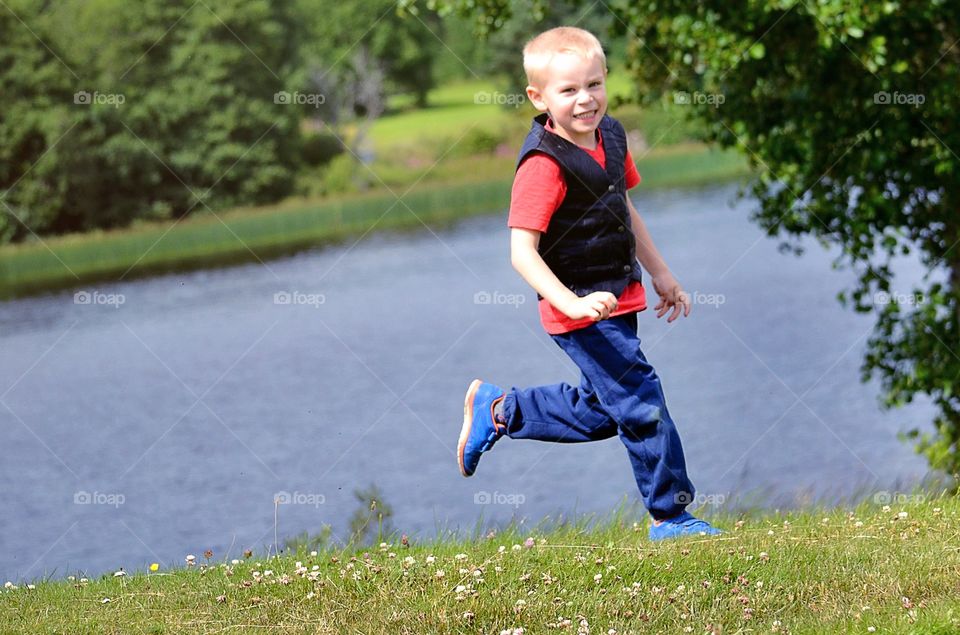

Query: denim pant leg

[502,371,619,443]
[507,313,694,519]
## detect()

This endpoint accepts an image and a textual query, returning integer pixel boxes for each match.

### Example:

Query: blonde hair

[522,26,607,88]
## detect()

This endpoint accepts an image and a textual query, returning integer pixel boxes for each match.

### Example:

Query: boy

[456,26,721,540]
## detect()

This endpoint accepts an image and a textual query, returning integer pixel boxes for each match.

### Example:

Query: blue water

[0,183,936,582]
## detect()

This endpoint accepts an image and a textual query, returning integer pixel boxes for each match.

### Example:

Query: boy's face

[526,52,607,148]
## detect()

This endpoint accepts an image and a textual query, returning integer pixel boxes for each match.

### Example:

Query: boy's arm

[626,195,691,322]
[511,228,619,321]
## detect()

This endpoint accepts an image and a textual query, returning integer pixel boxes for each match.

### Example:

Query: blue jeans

[501,312,694,520]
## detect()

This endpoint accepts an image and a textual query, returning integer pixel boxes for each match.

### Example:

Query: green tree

[1,0,304,241]
[434,0,960,476]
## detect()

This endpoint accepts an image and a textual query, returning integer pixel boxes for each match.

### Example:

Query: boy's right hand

[562,291,619,321]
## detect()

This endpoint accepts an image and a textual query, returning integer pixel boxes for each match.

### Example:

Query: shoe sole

[457,378,483,477]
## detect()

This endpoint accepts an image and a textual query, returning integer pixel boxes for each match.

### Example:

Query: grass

[2,493,959,633]
[0,76,749,298]
[0,146,749,299]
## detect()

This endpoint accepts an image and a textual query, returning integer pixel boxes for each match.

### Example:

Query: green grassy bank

[0,146,748,300]
[1,494,957,634]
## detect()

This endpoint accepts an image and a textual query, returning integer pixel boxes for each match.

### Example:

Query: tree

[1,0,304,241]
[433,0,960,476]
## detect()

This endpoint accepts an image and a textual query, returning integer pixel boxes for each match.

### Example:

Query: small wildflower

[113,570,126,577]
[310,550,318,557]
[512,544,522,551]
[759,552,770,561]
[426,555,436,564]
[243,549,253,558]
[455,553,469,561]
[435,569,445,579]
[204,549,213,560]
[882,505,891,513]
[26,585,34,590]
[867,627,876,633]
[216,594,226,603]
[594,573,603,583]
[401,534,409,547]
[855,521,864,527]
[100,598,110,604]
[402,556,416,568]
[498,545,506,553]
[4,582,15,590]
[463,611,475,619]
[230,559,240,565]
[898,511,908,520]
[185,554,196,566]
[524,537,535,549]
[149,563,160,572]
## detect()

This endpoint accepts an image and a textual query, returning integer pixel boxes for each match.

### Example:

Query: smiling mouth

[573,110,597,120]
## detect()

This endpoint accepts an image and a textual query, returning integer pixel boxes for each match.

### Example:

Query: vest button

[623,264,631,272]
[607,185,616,192]
[617,225,625,233]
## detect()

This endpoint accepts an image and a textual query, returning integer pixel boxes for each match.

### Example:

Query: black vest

[515,113,640,298]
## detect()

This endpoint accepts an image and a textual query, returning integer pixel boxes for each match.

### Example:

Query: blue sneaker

[457,379,506,477]
[648,512,722,541]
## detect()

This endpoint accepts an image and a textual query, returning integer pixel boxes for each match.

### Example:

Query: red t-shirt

[508,119,646,334]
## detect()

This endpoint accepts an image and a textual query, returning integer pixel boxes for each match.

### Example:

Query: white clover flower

[426,555,436,564]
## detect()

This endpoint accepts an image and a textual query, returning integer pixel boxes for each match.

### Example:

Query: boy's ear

[526,85,548,112]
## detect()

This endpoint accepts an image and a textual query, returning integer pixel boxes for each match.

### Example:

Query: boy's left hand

[651,273,691,322]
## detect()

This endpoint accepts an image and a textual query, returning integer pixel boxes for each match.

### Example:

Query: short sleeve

[508,153,567,233]
[624,149,641,189]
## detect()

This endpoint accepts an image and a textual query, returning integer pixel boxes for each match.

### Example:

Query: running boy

[456,26,721,540]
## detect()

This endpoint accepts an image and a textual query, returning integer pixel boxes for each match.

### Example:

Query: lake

[0,182,936,582]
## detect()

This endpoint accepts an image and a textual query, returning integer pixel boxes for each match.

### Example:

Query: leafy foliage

[432,0,960,475]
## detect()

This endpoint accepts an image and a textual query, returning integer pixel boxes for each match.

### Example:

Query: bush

[302,132,344,167]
